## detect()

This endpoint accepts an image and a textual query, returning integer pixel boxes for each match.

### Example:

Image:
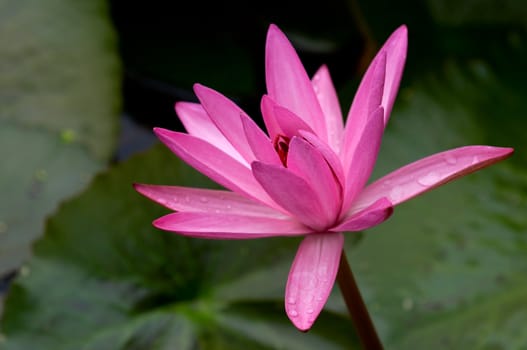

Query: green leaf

[0,0,121,273]
[0,144,358,349]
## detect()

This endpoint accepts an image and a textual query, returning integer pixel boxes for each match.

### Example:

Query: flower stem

[337,251,383,350]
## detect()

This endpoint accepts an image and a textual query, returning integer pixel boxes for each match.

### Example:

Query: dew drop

[445,154,457,165]
[417,172,440,186]
[298,272,318,291]
[389,186,404,202]
[226,204,232,210]
[306,308,314,314]
[199,197,209,203]
[287,297,296,305]
[288,309,298,317]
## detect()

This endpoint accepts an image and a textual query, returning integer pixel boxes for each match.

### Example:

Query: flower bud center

[273,134,290,167]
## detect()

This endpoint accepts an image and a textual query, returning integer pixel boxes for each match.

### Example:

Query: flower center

[273,134,290,167]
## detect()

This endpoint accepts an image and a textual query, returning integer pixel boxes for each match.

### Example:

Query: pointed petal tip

[499,146,515,156]
[152,216,168,231]
[132,183,155,199]
[396,24,408,35]
[132,183,146,198]
[192,82,205,91]
[267,23,282,36]
[153,127,174,142]
[387,24,408,45]
[192,83,214,99]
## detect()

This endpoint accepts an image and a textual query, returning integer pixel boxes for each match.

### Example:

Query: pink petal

[252,162,330,231]
[265,24,327,141]
[287,137,341,227]
[298,130,345,189]
[381,25,408,124]
[273,105,315,137]
[154,212,311,239]
[261,94,282,141]
[193,84,256,163]
[175,102,245,164]
[261,95,315,139]
[312,65,344,153]
[154,128,278,209]
[342,107,385,213]
[240,113,281,166]
[353,146,514,210]
[285,232,344,331]
[133,184,286,218]
[332,197,393,232]
[341,51,386,170]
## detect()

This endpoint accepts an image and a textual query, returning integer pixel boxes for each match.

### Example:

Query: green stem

[337,251,383,350]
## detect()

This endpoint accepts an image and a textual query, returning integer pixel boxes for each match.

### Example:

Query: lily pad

[0,0,121,274]
[0,144,358,349]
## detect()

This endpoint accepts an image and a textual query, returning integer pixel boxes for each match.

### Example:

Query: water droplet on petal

[226,204,232,210]
[298,272,318,291]
[199,197,209,203]
[287,297,296,305]
[288,309,298,317]
[306,308,314,314]
[417,172,440,186]
[445,154,457,165]
[389,186,404,202]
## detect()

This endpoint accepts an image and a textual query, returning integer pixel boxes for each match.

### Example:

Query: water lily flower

[134,24,513,331]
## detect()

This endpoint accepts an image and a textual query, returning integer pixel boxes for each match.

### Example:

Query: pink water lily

[135,24,513,331]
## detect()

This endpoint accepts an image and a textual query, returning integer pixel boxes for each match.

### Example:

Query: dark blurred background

[108,0,376,133]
